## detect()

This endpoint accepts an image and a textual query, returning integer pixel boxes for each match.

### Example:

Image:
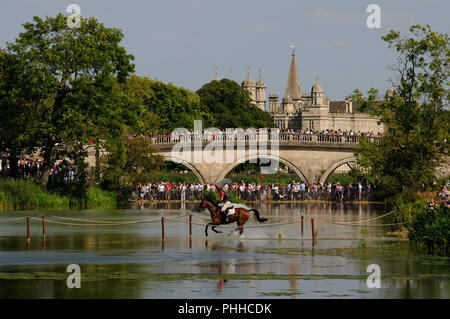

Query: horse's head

[192,199,208,212]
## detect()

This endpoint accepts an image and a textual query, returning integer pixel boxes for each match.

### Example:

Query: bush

[389,195,449,255]
[203,190,219,204]
[84,186,117,208]
[0,178,116,211]
[151,171,199,184]
[0,178,71,209]
[407,203,449,255]
[228,172,302,185]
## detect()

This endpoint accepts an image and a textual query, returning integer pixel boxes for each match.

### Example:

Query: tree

[0,49,29,177]
[119,75,213,134]
[0,14,135,185]
[100,135,164,189]
[356,25,449,195]
[196,79,275,129]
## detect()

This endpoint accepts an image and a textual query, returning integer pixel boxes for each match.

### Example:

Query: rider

[218,185,233,221]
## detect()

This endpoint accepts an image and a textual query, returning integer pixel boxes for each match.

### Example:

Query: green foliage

[229,190,244,204]
[151,171,199,184]
[84,186,117,208]
[201,190,244,205]
[227,172,302,185]
[101,135,164,190]
[203,190,219,204]
[408,205,449,255]
[0,178,115,210]
[0,178,70,209]
[0,14,136,184]
[120,75,213,133]
[358,227,368,249]
[355,25,450,196]
[393,198,450,255]
[196,79,275,129]
[389,195,424,226]
[327,170,375,185]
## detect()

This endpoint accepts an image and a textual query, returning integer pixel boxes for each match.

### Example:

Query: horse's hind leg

[212,226,222,234]
[205,225,208,237]
[235,221,244,236]
[237,211,248,236]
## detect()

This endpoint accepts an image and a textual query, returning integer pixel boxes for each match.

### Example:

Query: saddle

[225,206,235,216]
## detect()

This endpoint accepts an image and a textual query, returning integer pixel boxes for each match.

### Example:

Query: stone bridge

[146,133,380,185]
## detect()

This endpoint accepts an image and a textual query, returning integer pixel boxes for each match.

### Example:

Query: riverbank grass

[0,179,116,211]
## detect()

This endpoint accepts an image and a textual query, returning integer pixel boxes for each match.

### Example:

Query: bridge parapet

[148,133,380,146]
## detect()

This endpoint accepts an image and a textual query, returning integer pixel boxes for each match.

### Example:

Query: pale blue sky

[1,0,448,100]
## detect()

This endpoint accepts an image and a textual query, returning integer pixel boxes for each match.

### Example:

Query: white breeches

[221,201,232,214]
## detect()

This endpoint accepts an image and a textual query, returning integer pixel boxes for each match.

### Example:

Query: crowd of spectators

[0,153,76,182]
[127,129,383,140]
[134,179,379,202]
[0,153,44,179]
[436,181,450,209]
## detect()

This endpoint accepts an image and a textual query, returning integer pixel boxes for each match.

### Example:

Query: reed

[0,178,116,211]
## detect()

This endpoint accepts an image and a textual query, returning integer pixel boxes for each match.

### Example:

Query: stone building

[240,50,385,133]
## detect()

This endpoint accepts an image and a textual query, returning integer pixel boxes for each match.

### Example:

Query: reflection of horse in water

[195,200,268,237]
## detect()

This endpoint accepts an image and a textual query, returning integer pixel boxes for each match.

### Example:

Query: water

[0,203,448,298]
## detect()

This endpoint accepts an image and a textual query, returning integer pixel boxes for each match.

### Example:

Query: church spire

[284,46,302,100]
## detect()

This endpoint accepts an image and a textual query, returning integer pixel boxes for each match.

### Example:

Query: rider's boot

[224,208,229,223]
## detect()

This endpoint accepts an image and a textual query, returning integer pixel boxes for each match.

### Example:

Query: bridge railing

[147,133,380,145]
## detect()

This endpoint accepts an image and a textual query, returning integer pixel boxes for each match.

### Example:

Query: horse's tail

[249,209,268,223]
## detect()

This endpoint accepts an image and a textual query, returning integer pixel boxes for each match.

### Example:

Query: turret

[241,67,256,102]
[255,69,267,111]
[311,72,324,106]
[269,94,279,113]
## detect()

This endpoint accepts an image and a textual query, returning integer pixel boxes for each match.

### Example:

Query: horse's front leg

[210,219,223,234]
[206,220,221,236]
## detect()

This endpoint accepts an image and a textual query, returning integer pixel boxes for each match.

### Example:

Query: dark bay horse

[195,200,268,237]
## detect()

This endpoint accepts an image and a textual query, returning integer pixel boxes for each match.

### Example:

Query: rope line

[49,215,168,224]
[30,215,185,227]
[316,210,396,224]
[1,211,406,229]
[315,218,406,227]
[172,218,303,228]
[0,216,28,224]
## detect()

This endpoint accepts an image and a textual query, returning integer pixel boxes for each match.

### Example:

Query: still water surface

[0,202,448,298]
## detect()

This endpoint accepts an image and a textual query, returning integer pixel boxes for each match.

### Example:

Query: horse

[195,199,268,237]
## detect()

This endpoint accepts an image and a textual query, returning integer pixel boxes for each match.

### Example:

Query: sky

[0,0,449,100]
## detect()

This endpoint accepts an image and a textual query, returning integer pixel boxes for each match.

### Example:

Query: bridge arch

[216,154,309,184]
[161,156,206,184]
[319,157,356,185]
